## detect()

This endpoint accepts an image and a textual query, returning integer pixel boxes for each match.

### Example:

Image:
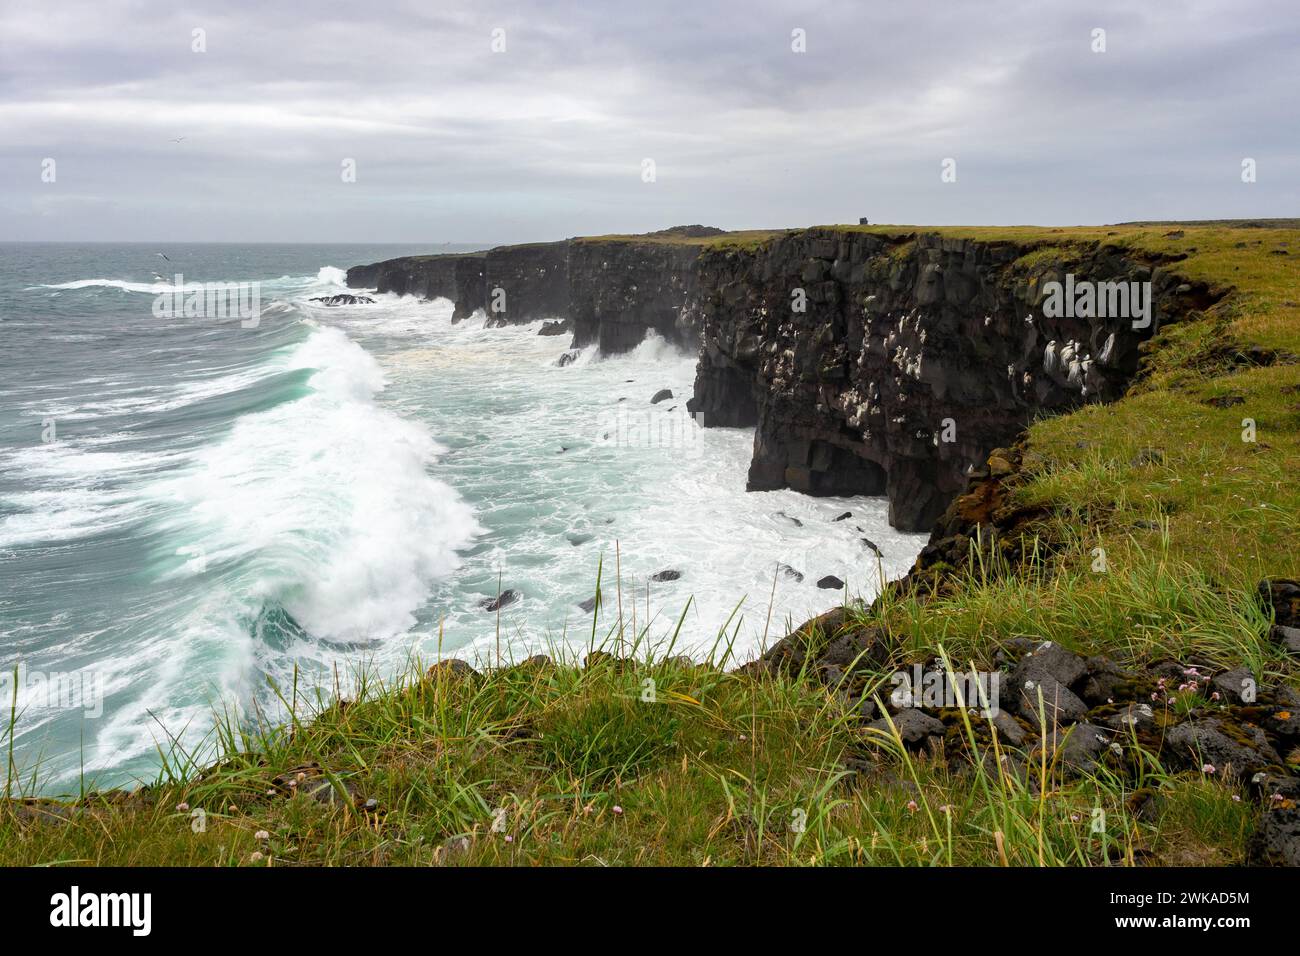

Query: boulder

[310,294,375,306]
[650,388,673,404]
[817,575,845,590]
[479,589,521,612]
[1210,667,1258,704]
[1248,806,1300,866]
[777,563,804,583]
[1105,702,1156,733]
[1165,717,1282,777]
[867,709,945,750]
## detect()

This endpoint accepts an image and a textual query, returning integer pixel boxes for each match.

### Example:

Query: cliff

[685,227,1223,530]
[348,225,1225,532]
[346,234,706,346]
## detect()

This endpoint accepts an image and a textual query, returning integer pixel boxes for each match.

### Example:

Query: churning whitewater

[0,244,925,791]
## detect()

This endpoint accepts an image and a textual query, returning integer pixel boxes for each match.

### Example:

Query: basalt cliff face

[346,238,702,347]
[348,227,1221,533]
[686,229,1222,530]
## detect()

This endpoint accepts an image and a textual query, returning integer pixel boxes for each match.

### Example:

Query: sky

[1,0,1297,243]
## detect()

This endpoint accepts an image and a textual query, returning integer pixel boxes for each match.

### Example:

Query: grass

[2,220,1297,866]
[0,629,1263,867]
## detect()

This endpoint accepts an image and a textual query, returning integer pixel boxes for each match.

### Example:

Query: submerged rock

[817,575,845,590]
[538,320,571,336]
[479,589,521,612]
[777,563,804,583]
[649,569,681,582]
[651,388,673,404]
[310,294,375,306]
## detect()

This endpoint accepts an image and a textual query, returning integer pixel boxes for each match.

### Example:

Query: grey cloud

[0,0,1296,241]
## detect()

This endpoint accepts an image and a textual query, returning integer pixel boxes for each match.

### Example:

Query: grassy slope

[2,223,1296,866]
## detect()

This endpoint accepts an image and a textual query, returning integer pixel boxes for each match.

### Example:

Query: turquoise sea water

[0,243,925,793]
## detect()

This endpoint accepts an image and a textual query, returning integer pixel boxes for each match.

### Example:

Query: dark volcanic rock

[1011,674,1089,726]
[1165,717,1281,777]
[1258,578,1300,626]
[1273,625,1300,656]
[351,227,1217,532]
[649,569,681,582]
[867,708,945,750]
[685,229,1219,530]
[743,606,888,677]
[1040,723,1117,773]
[1012,640,1088,687]
[538,320,571,336]
[310,294,375,306]
[1105,702,1157,733]
[1249,806,1300,866]
[817,575,845,590]
[426,659,479,680]
[1211,667,1258,704]
[479,589,521,612]
[650,388,673,404]
[777,563,804,582]
[1007,642,1090,725]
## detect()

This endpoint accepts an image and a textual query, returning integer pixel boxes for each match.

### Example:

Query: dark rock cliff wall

[348,227,1219,533]
[567,241,703,352]
[482,242,570,327]
[346,253,487,321]
[348,239,702,349]
[686,228,1220,531]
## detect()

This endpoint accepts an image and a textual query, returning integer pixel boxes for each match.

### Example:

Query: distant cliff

[348,226,1222,532]
[345,232,709,347]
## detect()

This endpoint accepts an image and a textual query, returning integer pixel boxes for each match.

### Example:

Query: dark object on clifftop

[651,388,673,404]
[479,589,521,612]
[538,320,571,336]
[650,569,681,582]
[311,294,375,306]
[817,575,845,590]
[859,217,870,225]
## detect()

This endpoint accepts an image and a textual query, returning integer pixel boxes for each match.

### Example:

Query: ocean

[0,242,926,793]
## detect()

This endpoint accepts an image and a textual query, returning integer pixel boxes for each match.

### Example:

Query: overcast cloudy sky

[2,0,1297,243]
